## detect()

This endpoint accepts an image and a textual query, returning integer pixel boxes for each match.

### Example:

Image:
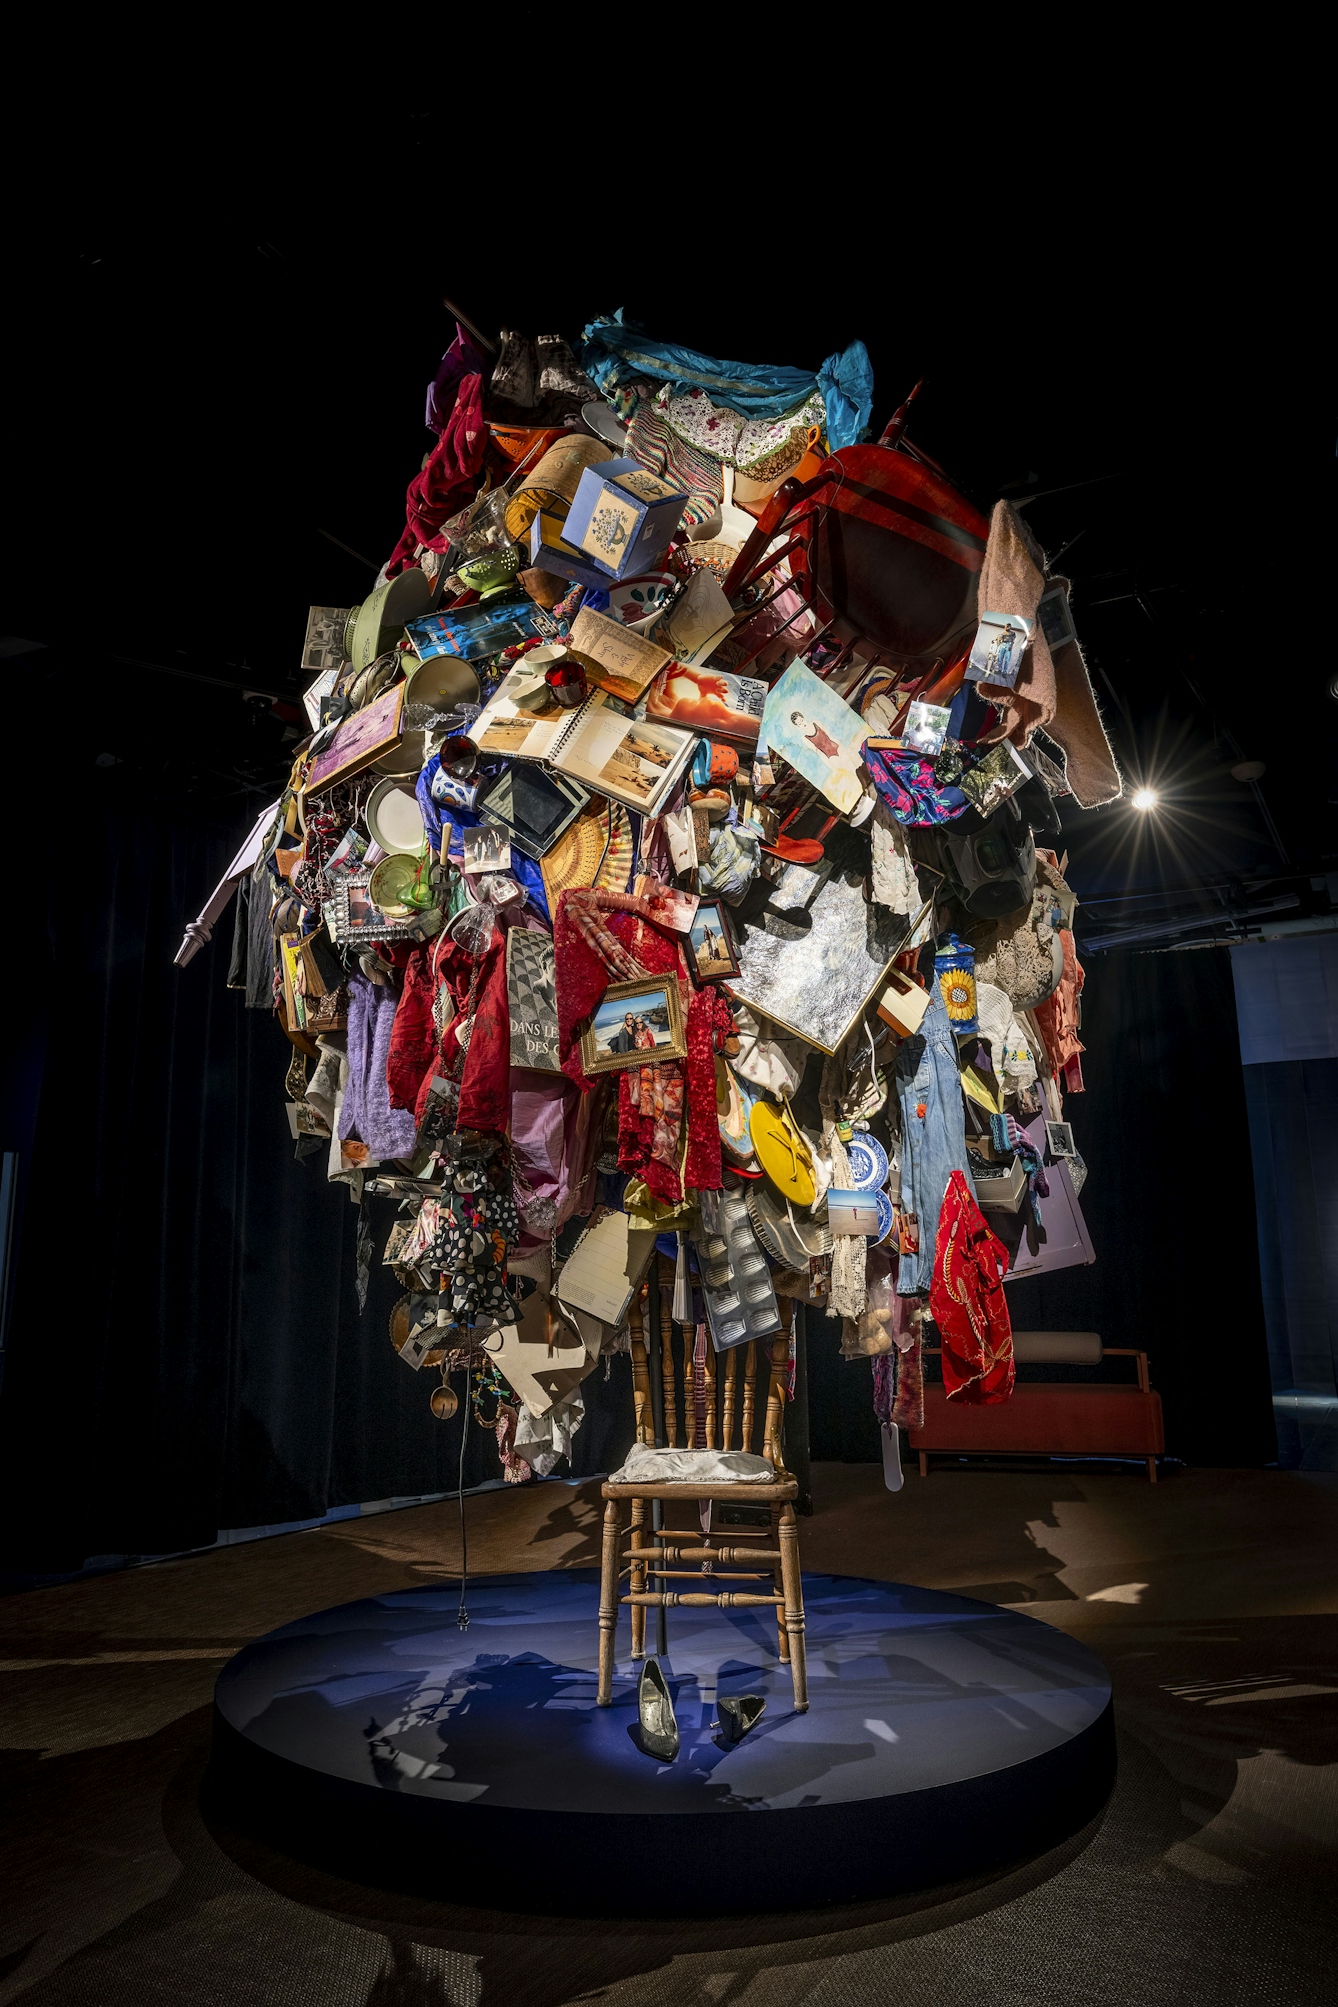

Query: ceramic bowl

[607,572,676,630]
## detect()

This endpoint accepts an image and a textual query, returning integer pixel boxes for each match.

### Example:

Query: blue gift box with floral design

[559,457,688,582]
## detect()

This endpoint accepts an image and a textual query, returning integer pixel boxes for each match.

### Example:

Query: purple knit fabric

[340,972,418,1160]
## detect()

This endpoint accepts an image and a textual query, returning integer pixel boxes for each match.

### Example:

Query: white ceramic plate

[365,779,426,856]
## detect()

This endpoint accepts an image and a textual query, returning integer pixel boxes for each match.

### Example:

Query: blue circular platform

[210,1571,1113,1913]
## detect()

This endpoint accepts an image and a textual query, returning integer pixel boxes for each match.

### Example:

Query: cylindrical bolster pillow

[1010,1331,1104,1366]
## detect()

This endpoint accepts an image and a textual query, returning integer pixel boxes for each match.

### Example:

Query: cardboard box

[875,969,932,1040]
[528,511,616,592]
[561,457,688,581]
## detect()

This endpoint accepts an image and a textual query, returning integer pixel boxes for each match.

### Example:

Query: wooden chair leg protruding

[598,1499,622,1705]
[778,1501,808,1712]
[770,1502,790,1662]
[629,1498,647,1658]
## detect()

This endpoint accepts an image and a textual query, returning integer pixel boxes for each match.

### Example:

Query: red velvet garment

[429,925,512,1138]
[929,1169,1015,1405]
[386,943,438,1112]
[383,368,488,579]
[554,894,721,1201]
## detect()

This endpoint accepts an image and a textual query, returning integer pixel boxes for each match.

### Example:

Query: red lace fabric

[929,1170,1014,1405]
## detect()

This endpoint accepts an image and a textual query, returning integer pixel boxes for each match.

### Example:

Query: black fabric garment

[1005,946,1276,1466]
[0,793,629,1573]
[227,869,277,1010]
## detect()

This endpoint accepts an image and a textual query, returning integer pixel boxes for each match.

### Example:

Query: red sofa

[908,1332,1165,1483]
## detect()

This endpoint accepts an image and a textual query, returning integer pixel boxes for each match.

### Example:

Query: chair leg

[778,1501,807,1713]
[918,1452,929,1478]
[1146,1457,1158,1485]
[598,1499,622,1706]
[630,1498,647,1658]
[770,1503,790,1662]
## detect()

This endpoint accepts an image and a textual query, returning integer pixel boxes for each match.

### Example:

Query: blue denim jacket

[895,987,975,1295]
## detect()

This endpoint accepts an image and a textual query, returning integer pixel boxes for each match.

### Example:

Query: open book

[469,661,697,819]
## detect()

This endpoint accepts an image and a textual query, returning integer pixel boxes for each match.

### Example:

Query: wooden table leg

[598,1498,621,1706]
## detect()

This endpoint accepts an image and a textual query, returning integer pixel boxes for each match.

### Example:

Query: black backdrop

[0,784,631,1574]
[0,785,1274,1573]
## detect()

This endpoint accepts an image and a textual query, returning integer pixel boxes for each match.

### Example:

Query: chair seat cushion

[602,1478,798,1501]
[608,1445,775,1486]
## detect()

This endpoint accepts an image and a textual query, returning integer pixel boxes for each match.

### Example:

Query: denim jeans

[895,988,975,1295]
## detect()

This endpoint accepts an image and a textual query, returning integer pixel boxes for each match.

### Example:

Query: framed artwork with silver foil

[728,863,912,1055]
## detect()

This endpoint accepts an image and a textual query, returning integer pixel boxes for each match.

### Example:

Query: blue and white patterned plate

[846,1134,889,1191]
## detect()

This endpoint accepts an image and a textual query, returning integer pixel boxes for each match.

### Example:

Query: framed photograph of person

[688,900,740,983]
[581,977,687,1076]
[329,869,427,948]
[1045,1119,1077,1159]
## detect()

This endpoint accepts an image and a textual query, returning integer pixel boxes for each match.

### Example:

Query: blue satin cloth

[578,312,873,450]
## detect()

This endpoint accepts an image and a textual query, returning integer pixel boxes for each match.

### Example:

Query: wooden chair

[597,1264,808,1712]
[720,438,991,686]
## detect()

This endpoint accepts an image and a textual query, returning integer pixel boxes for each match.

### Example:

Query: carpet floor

[2,1461,1336,2006]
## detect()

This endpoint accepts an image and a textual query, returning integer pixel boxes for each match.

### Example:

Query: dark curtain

[0,792,630,1574]
[1240,1058,1338,1470]
[808,948,1277,1468]
[1003,946,1276,1466]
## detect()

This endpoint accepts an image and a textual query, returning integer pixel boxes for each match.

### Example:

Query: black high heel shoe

[637,1660,679,1762]
[716,1694,766,1745]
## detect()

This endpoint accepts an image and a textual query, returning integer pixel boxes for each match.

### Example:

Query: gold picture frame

[580,977,686,1075]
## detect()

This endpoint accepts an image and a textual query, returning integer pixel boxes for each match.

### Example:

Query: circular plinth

[210,1571,1113,1914]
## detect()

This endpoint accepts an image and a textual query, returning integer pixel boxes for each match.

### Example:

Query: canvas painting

[761,661,867,814]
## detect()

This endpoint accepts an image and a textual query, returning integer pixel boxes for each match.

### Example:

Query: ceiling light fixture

[1131,787,1159,812]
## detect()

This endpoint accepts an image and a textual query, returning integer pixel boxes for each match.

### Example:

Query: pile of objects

[179,309,1122,1478]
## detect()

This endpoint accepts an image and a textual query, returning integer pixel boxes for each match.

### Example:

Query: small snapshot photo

[903,701,952,756]
[582,977,687,1074]
[345,877,380,933]
[1036,585,1077,654]
[966,610,1032,689]
[960,739,1031,817]
[1045,1120,1077,1158]
[826,1188,884,1238]
[463,824,511,874]
[688,900,740,981]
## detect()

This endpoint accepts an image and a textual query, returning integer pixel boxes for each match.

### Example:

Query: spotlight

[1231,760,1266,782]
[1131,787,1159,812]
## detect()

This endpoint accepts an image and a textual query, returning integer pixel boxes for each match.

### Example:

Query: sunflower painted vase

[934,934,979,1035]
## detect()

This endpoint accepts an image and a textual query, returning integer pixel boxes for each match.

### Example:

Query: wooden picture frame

[687,899,740,983]
[306,681,405,795]
[580,976,686,1075]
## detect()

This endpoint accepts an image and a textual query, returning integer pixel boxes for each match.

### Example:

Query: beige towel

[975,501,1122,808]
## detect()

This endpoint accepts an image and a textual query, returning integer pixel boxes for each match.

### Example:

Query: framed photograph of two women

[581,977,687,1075]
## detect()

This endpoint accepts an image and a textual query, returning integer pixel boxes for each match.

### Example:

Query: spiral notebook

[469,663,696,819]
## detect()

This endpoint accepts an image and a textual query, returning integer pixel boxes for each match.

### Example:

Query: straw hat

[504,435,610,542]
